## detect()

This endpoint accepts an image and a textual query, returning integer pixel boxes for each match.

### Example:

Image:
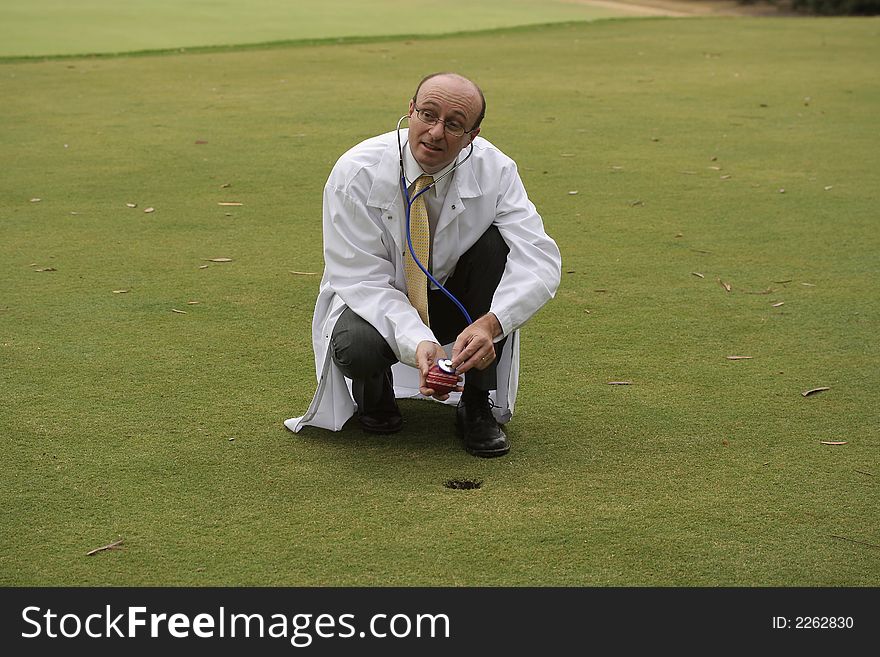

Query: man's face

[407,75,481,174]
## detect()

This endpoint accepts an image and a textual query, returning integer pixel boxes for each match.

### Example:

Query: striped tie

[404,175,433,325]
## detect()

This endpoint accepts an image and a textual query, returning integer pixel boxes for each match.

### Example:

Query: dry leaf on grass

[290,270,318,276]
[198,264,210,269]
[771,301,785,307]
[126,203,137,208]
[187,300,200,305]
[30,198,42,203]
[820,441,847,446]
[691,272,705,278]
[802,386,830,397]
[112,289,129,294]
[87,539,123,556]
[206,258,233,262]
[726,356,752,360]
[144,207,155,213]
[218,202,243,206]
[608,381,632,385]
[220,182,231,189]
[718,279,732,292]
[830,535,880,550]
[171,309,187,314]
[34,267,57,272]
[568,190,579,195]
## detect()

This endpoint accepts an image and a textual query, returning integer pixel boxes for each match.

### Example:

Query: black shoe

[352,369,402,434]
[456,394,510,457]
[358,407,403,434]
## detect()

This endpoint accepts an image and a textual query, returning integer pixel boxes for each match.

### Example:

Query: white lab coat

[285,130,561,433]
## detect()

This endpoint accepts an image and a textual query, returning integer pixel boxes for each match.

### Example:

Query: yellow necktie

[405,175,433,325]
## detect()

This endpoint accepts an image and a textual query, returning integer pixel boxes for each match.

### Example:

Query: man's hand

[416,340,462,400]
[451,313,502,374]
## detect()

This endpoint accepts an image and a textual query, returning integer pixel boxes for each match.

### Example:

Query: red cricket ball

[426,358,459,395]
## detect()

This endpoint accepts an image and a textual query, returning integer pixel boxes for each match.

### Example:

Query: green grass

[0,0,634,58]
[2,16,879,586]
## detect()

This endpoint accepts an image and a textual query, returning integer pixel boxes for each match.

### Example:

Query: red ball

[426,359,459,395]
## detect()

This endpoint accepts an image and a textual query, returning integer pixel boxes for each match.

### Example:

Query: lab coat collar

[366,129,481,212]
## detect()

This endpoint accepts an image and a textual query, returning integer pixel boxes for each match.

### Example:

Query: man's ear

[468,128,480,144]
[408,99,415,118]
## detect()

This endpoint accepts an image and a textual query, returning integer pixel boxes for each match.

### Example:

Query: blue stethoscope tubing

[397,116,474,325]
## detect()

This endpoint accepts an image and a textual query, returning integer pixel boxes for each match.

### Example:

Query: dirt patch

[564,0,792,17]
[444,478,483,490]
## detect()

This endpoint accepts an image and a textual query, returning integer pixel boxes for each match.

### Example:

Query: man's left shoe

[456,394,510,458]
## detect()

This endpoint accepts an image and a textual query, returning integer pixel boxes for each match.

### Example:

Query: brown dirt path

[564,0,792,17]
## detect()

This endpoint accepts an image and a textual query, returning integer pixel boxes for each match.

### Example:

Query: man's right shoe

[456,393,510,457]
[352,369,402,434]
[357,408,403,434]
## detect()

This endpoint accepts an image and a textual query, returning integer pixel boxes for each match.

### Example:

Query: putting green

[2,16,878,586]
[0,0,641,58]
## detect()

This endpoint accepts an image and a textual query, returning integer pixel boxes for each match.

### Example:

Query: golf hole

[444,478,482,490]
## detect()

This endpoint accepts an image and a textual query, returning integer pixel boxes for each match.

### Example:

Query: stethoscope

[396,115,475,325]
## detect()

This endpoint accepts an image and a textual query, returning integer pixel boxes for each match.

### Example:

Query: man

[285,72,561,458]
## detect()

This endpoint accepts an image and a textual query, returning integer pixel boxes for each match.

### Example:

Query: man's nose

[428,120,446,139]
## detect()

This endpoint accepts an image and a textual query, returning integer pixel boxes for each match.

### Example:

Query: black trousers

[330,225,509,415]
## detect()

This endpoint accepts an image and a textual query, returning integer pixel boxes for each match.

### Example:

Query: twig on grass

[802,386,830,397]
[829,535,880,551]
[854,469,874,477]
[87,539,124,556]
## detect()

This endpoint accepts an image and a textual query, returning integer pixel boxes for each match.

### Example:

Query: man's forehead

[416,76,480,114]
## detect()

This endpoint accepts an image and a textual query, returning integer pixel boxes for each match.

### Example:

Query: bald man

[286,72,561,458]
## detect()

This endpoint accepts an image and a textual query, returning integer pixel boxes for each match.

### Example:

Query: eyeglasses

[412,107,476,138]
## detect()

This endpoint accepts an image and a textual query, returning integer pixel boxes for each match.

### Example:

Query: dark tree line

[740,0,880,14]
